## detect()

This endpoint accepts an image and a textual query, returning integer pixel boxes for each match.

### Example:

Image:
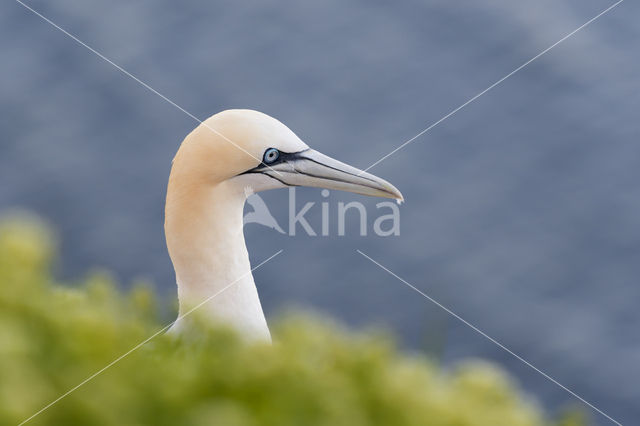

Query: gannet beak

[243,149,403,201]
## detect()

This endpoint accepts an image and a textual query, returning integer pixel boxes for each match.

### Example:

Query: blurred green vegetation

[0,212,585,426]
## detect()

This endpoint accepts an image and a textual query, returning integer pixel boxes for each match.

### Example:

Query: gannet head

[171,109,403,200]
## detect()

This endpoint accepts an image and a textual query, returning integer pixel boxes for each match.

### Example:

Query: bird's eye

[263,148,280,164]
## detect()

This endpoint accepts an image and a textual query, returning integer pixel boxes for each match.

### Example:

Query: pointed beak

[247,149,403,201]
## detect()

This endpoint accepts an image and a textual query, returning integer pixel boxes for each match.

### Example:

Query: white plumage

[165,110,402,341]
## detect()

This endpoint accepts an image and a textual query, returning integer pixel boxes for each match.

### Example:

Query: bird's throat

[165,179,271,341]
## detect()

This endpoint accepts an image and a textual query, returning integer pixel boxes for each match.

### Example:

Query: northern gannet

[165,110,402,341]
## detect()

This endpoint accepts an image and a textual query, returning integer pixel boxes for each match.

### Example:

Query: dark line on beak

[287,168,396,196]
[242,170,296,187]
[294,154,379,184]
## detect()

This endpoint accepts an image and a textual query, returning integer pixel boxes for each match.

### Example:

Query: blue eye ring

[263,148,280,164]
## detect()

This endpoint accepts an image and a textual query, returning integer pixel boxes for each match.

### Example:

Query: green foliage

[0,213,583,426]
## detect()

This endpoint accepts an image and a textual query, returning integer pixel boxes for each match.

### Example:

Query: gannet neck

[165,175,270,341]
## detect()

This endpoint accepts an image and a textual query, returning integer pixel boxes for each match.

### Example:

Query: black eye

[263,148,280,164]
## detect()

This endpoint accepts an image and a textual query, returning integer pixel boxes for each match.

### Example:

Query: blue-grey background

[1,0,638,424]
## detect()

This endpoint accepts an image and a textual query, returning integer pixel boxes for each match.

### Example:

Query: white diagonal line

[14,0,282,176]
[356,250,622,426]
[17,249,283,426]
[360,0,624,174]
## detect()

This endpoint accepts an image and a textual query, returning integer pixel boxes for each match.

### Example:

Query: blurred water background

[1,1,638,424]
